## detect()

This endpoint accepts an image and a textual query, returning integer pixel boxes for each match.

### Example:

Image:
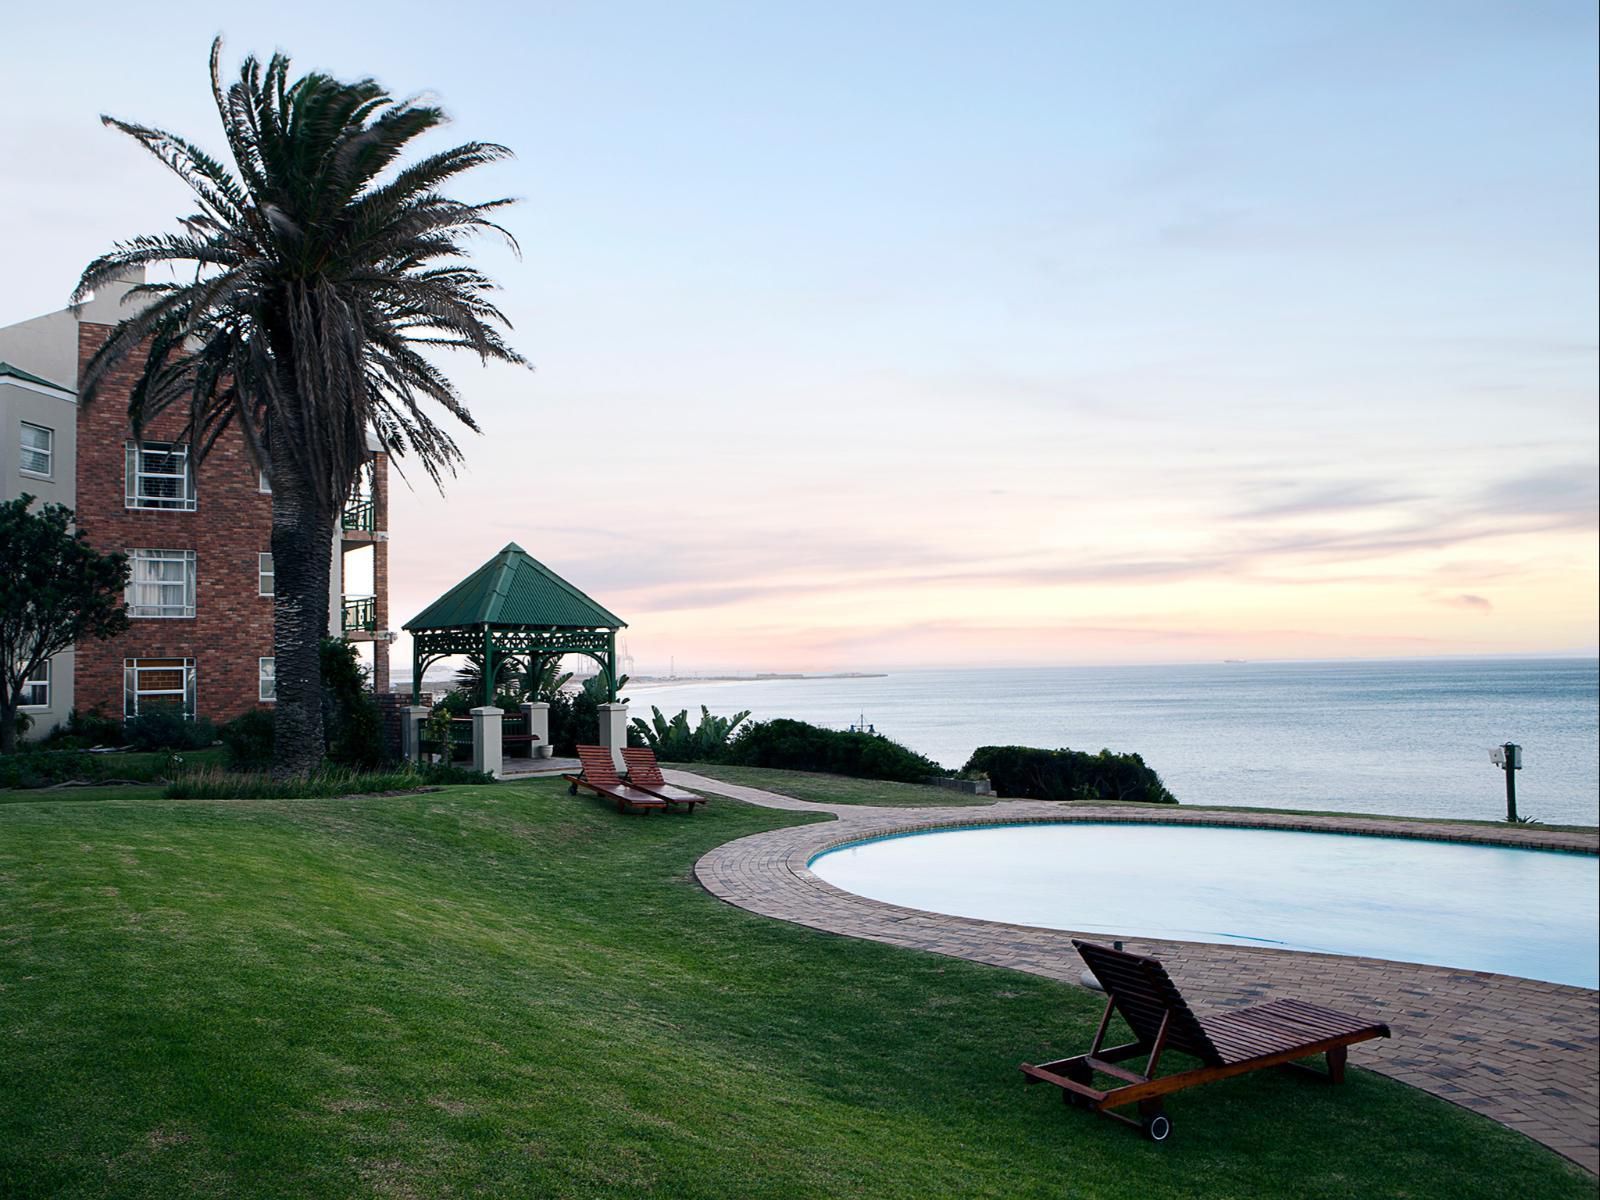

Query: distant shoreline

[393,671,889,692]
[631,672,889,685]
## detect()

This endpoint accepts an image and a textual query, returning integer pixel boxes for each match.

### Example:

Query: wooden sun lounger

[1020,939,1390,1142]
[564,745,666,814]
[621,747,708,812]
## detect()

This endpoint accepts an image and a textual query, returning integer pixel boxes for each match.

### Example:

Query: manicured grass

[677,762,982,806]
[0,782,1589,1199]
[0,782,168,805]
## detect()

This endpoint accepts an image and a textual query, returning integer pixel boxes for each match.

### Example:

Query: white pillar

[522,701,551,758]
[328,527,344,636]
[597,702,629,774]
[471,706,503,779]
[402,705,430,765]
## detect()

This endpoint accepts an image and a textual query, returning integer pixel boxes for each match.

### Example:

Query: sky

[1,1,1595,674]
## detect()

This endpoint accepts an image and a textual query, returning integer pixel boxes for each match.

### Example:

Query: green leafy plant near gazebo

[632,705,752,761]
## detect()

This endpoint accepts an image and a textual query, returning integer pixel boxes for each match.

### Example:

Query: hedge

[963,745,1176,804]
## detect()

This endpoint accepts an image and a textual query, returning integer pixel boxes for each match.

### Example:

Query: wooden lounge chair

[1020,939,1390,1142]
[564,745,666,814]
[621,747,708,813]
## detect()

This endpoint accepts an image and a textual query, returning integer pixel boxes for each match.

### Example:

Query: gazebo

[405,543,628,707]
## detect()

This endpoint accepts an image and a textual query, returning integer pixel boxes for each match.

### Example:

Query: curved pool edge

[682,784,1600,1174]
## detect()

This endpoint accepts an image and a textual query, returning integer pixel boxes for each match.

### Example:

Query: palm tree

[75,40,524,775]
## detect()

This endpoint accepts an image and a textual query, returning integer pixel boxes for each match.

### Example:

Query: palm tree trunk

[269,427,332,778]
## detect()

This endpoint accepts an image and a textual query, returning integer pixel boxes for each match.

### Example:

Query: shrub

[631,706,752,762]
[321,639,384,768]
[0,750,90,789]
[963,745,1177,804]
[219,709,276,771]
[721,718,947,783]
[124,710,217,752]
[545,673,631,756]
[45,704,124,752]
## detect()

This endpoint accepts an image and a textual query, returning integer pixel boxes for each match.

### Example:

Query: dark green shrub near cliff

[722,719,947,783]
[964,745,1176,804]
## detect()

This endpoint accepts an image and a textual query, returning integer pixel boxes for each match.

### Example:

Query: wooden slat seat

[620,747,708,812]
[563,746,666,814]
[1020,940,1390,1142]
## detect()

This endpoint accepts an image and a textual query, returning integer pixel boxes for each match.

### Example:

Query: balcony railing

[342,595,377,633]
[342,498,375,532]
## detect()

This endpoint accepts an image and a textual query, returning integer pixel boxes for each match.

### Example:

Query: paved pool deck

[674,769,1600,1174]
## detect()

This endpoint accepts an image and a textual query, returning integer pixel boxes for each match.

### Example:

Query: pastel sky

[2,1,1595,674]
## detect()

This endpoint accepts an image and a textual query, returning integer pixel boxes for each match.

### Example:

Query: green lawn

[675,762,981,806]
[0,781,1589,1199]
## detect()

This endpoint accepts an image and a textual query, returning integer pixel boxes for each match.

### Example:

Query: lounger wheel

[568,782,577,796]
[1141,1112,1171,1143]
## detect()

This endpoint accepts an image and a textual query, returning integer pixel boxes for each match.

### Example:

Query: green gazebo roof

[405,543,626,632]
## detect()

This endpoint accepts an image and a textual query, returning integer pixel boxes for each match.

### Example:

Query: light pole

[1489,742,1523,822]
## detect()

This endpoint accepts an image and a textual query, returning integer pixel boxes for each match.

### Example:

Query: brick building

[0,269,392,738]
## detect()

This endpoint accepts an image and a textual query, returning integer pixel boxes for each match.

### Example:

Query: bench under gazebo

[401,543,628,776]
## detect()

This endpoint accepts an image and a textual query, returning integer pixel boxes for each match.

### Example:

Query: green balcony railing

[342,498,375,532]
[342,595,377,633]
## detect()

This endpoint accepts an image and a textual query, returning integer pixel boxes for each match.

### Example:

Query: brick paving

[672,770,1600,1174]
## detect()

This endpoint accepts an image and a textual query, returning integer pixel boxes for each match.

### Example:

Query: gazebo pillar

[472,705,504,778]
[522,701,551,759]
[597,702,629,773]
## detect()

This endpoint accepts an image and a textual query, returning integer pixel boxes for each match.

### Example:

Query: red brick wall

[74,323,275,725]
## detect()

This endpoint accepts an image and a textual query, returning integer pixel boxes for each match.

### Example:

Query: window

[19,423,52,477]
[123,658,196,718]
[125,442,196,510]
[259,657,276,702]
[259,469,271,494]
[127,549,197,618]
[21,660,50,709]
[258,552,275,597]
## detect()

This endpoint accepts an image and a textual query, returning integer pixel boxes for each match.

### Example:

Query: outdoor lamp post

[1489,742,1523,822]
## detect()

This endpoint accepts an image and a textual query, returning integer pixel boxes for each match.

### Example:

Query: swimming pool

[808,823,1599,989]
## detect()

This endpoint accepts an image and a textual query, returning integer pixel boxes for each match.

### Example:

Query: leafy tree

[76,40,523,775]
[0,497,130,752]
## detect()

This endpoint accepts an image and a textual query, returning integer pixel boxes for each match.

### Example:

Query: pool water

[809,823,1599,989]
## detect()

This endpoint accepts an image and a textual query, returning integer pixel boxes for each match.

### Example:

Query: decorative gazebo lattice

[404,543,627,706]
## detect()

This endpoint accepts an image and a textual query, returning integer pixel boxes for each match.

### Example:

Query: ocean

[626,658,1599,827]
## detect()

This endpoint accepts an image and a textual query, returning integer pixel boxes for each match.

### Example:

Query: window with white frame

[259,657,276,702]
[127,549,197,618]
[19,423,53,477]
[21,659,50,708]
[258,552,275,596]
[123,658,196,718]
[125,442,196,510]
[258,469,271,494]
